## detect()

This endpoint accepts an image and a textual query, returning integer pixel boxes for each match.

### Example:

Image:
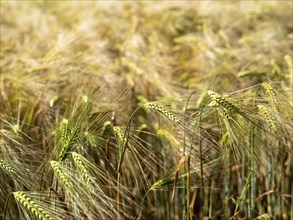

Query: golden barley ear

[13,191,55,220]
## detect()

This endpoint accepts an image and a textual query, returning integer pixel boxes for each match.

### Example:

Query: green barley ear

[60,119,70,144]
[0,159,16,176]
[100,121,112,135]
[207,90,242,120]
[261,82,278,111]
[258,105,278,133]
[13,191,55,220]
[146,103,181,124]
[150,158,188,191]
[113,126,127,145]
[50,161,72,189]
[237,70,266,78]
[49,95,60,107]
[150,176,176,191]
[58,119,79,161]
[207,90,241,113]
[157,129,178,146]
[71,152,94,191]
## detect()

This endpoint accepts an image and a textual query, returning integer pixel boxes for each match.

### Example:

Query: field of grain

[1,1,292,219]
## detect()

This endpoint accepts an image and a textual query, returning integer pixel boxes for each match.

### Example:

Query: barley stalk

[13,191,55,220]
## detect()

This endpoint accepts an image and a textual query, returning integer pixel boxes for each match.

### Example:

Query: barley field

[0,1,292,219]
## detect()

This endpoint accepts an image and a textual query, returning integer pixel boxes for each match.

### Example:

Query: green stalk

[199,104,205,217]
[233,170,251,218]
[116,105,144,219]
[208,180,214,218]
[224,138,231,218]
[183,91,197,219]
[248,123,255,218]
[3,193,13,220]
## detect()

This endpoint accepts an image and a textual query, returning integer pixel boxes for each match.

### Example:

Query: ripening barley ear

[149,155,193,192]
[261,82,279,112]
[113,126,127,146]
[136,155,198,218]
[146,103,181,125]
[258,82,293,140]
[13,191,55,220]
[157,129,179,146]
[50,161,73,190]
[100,121,112,135]
[206,90,267,163]
[10,191,75,220]
[71,152,95,191]
[0,159,16,177]
[257,105,278,133]
[0,139,40,194]
[207,90,243,120]
[51,118,80,162]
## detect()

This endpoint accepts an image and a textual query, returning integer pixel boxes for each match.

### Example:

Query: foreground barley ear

[13,191,55,220]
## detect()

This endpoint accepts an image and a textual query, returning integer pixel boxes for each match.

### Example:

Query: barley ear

[207,90,242,120]
[0,159,15,176]
[146,103,181,124]
[258,105,278,133]
[50,161,72,189]
[13,191,55,220]
[58,119,79,161]
[113,126,127,144]
[71,152,94,191]
[261,82,278,111]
